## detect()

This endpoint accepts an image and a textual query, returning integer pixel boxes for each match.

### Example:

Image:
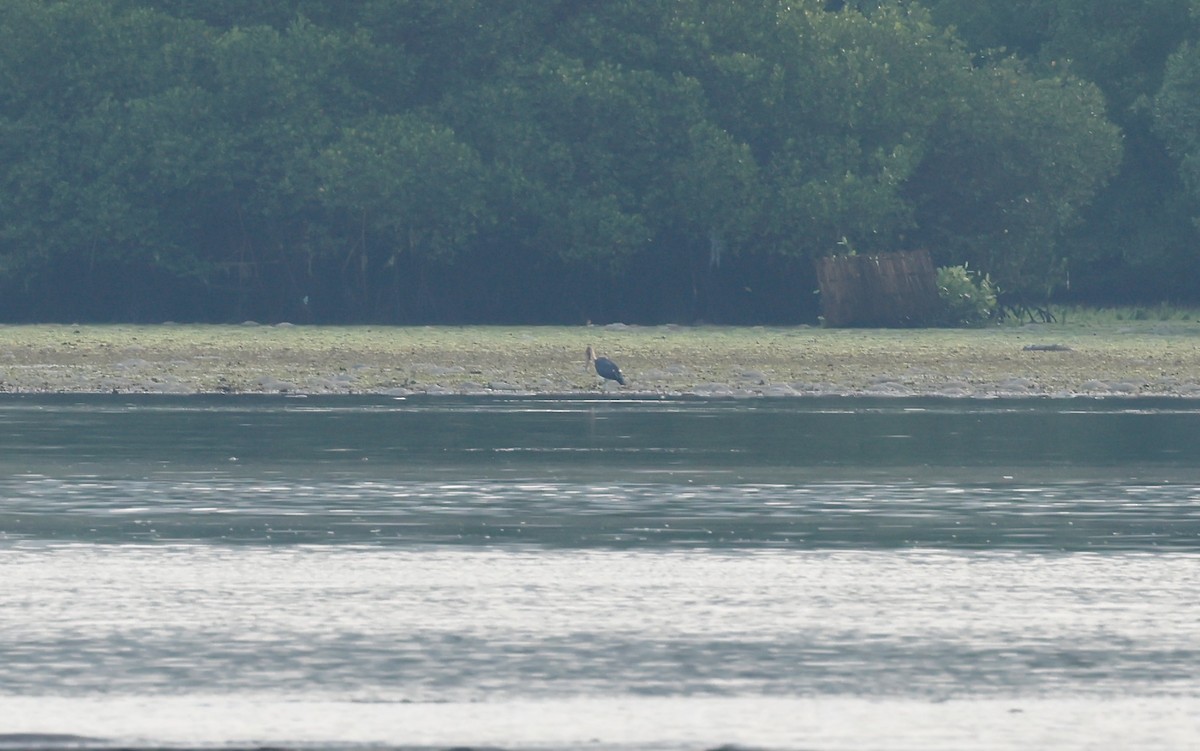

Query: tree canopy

[1,0,1182,323]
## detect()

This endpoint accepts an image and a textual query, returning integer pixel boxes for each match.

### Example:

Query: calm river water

[1,395,1199,750]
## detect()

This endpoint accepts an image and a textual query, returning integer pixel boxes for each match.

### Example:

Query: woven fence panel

[816,249,939,327]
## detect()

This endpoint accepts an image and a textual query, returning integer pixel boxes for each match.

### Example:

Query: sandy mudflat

[2,321,1200,397]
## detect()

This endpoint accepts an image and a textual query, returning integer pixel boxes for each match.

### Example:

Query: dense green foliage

[935,264,997,326]
[1,0,1187,324]
[928,0,1200,304]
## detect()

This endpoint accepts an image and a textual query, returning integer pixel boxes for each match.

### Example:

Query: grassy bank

[2,319,1200,396]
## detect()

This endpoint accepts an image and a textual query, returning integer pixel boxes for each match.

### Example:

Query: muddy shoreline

[3,322,1200,398]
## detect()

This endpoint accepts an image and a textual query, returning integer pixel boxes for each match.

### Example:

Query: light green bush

[936,265,997,326]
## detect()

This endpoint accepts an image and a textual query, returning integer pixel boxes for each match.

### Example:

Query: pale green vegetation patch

[2,318,1200,397]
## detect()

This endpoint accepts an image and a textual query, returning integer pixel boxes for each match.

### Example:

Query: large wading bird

[586,345,626,386]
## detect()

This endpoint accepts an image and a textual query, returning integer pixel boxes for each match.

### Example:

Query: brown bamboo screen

[815,249,939,327]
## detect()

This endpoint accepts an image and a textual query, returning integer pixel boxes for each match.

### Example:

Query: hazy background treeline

[1,0,1198,324]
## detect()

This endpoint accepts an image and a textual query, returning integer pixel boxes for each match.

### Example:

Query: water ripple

[2,477,1198,550]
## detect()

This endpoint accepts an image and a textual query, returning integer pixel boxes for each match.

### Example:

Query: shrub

[936,265,997,326]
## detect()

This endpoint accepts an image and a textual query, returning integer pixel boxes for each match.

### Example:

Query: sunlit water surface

[2,395,1199,750]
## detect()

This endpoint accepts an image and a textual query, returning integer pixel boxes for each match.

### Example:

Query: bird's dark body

[593,356,625,385]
